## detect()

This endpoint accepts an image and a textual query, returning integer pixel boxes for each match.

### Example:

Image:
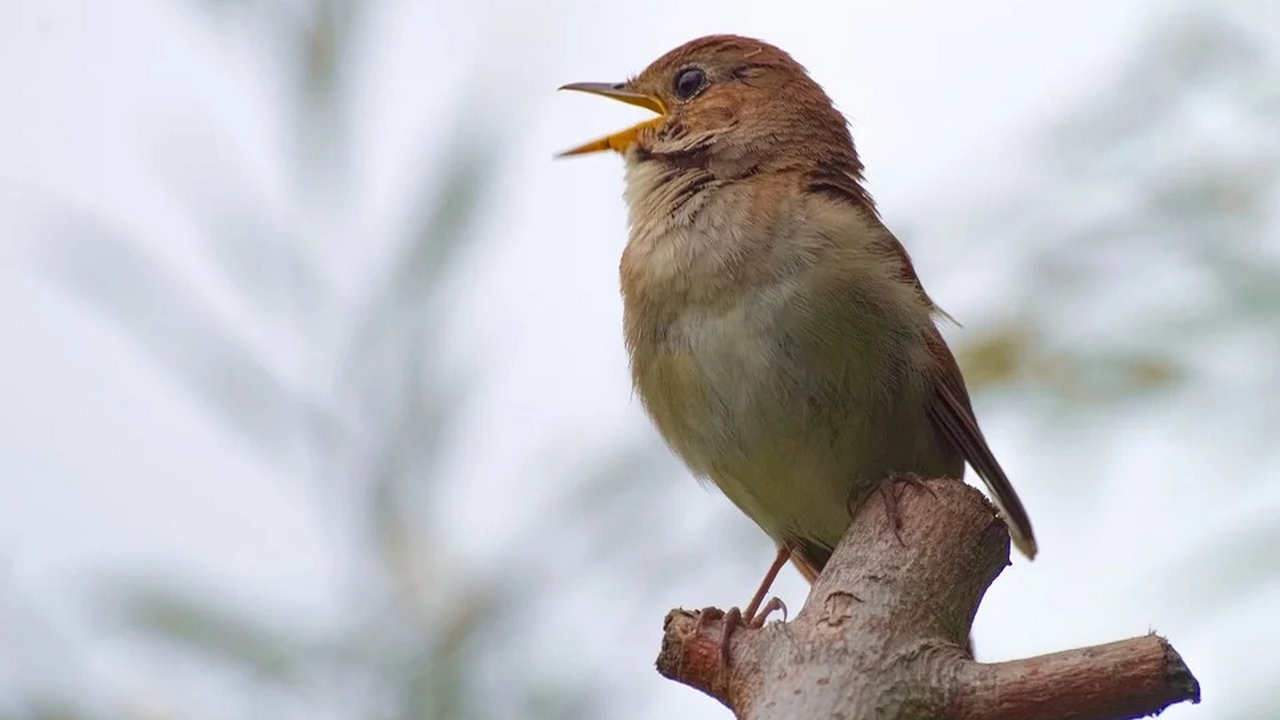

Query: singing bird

[559,35,1036,623]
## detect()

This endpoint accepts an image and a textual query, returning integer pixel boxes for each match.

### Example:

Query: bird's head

[559,35,864,185]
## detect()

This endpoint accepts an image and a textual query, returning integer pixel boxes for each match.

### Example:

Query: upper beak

[557,82,667,157]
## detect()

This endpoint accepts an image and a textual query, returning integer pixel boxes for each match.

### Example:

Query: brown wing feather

[868,211,1037,560]
[787,539,828,583]
[809,161,1037,560]
[925,330,1038,559]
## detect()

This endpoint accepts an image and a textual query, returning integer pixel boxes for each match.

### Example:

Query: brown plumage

[560,35,1036,610]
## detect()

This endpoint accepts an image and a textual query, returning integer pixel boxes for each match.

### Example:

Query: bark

[655,478,1201,720]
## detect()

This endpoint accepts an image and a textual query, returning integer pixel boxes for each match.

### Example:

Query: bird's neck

[616,152,904,354]
[621,156,720,247]
[619,157,793,310]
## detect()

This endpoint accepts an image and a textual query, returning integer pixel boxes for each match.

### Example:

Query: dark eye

[673,67,706,100]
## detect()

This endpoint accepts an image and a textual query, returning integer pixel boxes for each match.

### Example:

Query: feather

[925,329,1038,559]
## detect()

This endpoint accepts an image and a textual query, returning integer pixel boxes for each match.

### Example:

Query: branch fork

[656,478,1200,720]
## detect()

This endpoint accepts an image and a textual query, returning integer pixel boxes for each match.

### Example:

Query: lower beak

[557,82,666,157]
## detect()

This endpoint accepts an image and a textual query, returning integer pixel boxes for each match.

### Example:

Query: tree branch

[655,478,1200,720]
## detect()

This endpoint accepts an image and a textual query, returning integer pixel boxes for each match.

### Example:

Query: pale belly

[631,285,954,555]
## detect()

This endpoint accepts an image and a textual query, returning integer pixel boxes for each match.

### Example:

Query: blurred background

[2,0,1277,718]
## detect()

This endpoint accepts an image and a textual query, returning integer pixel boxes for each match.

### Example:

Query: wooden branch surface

[655,478,1201,720]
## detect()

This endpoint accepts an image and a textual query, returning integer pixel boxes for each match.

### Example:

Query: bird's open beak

[557,82,666,157]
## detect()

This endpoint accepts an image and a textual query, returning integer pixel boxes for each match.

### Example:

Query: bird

[557,35,1036,627]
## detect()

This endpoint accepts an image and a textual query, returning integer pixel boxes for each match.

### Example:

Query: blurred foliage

[946,12,1280,558]
[959,8,1280,415]
[114,584,305,683]
[21,0,575,718]
[9,1,1279,719]
[957,323,1183,399]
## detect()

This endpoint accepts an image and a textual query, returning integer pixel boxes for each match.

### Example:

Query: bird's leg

[742,544,791,624]
[716,545,791,668]
[878,472,937,546]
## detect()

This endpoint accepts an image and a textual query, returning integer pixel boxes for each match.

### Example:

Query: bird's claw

[717,597,788,669]
[879,472,935,545]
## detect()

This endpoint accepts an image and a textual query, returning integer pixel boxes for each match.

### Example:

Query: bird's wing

[808,160,1037,559]
[923,327,1038,559]
[876,223,1038,559]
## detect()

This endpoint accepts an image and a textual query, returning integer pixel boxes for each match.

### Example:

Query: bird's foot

[879,472,937,545]
[716,597,788,670]
[680,545,793,674]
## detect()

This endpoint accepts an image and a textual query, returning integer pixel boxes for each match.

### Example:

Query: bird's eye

[673,68,706,100]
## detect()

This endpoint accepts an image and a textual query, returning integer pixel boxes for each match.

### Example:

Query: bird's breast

[628,273,896,550]
[628,275,815,478]
[617,170,947,548]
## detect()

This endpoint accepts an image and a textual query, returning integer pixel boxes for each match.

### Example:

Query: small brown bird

[559,35,1036,624]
